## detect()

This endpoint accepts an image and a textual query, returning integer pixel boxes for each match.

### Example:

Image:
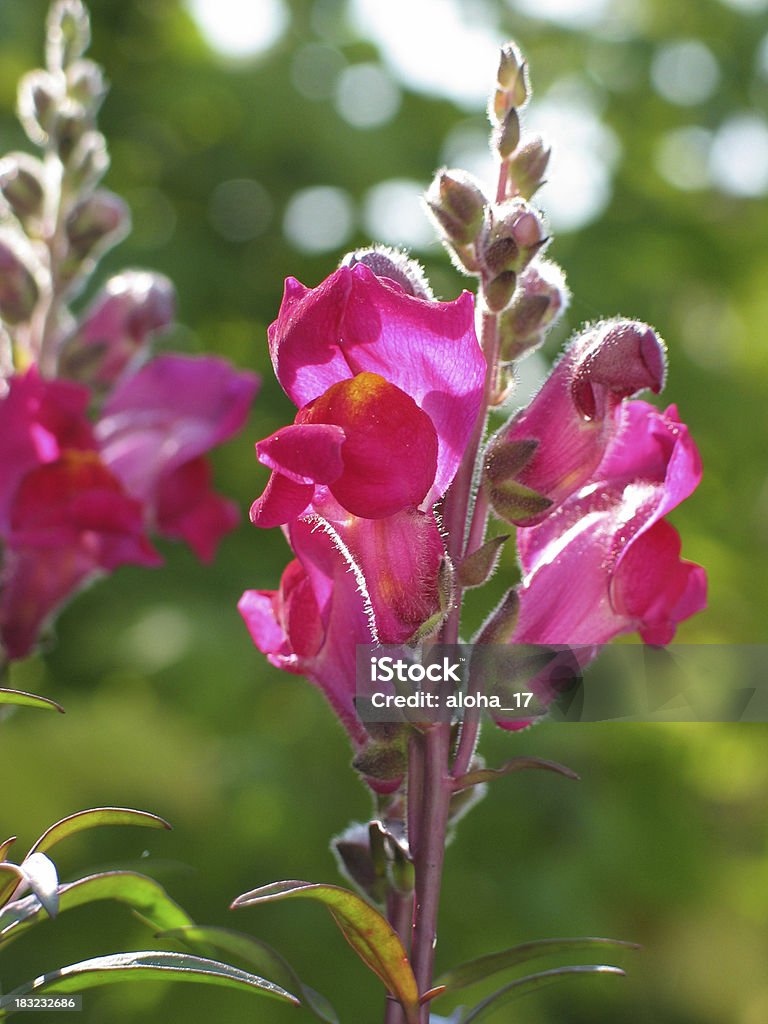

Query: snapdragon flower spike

[0,370,158,657]
[252,264,484,527]
[96,353,259,560]
[512,401,707,649]
[57,270,175,388]
[487,318,666,526]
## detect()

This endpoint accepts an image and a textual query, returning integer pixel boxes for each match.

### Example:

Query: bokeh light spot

[283,186,355,253]
[363,179,435,250]
[651,40,720,107]
[186,0,289,59]
[335,63,401,129]
[710,113,768,196]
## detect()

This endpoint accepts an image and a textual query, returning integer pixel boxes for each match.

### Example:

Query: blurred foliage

[1,0,767,1021]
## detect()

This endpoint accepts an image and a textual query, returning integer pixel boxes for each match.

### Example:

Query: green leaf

[27,807,171,858]
[0,838,16,861]
[454,757,580,792]
[437,936,640,992]
[460,965,626,1022]
[457,536,510,589]
[161,924,338,1024]
[0,951,299,1017]
[0,871,193,948]
[0,865,24,912]
[0,688,64,713]
[232,880,419,1023]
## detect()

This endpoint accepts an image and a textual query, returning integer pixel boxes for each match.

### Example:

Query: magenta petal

[97,353,259,501]
[514,401,706,647]
[335,509,444,643]
[498,320,668,525]
[0,369,93,530]
[268,265,484,498]
[155,457,240,561]
[250,470,313,528]
[238,588,293,663]
[257,422,345,485]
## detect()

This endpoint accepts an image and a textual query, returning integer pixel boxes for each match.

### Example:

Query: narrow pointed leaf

[0,688,64,713]
[461,965,625,1022]
[27,807,171,858]
[454,757,580,792]
[0,838,17,860]
[0,865,24,911]
[0,951,299,1017]
[437,937,639,992]
[232,880,419,1023]
[0,870,194,948]
[19,852,58,918]
[457,536,509,589]
[161,924,339,1024]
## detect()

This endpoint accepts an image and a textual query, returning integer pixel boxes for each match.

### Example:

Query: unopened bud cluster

[0,0,138,378]
[425,41,568,369]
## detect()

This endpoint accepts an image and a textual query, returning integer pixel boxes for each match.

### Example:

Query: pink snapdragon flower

[251,264,485,527]
[489,319,667,525]
[241,264,485,749]
[0,354,258,659]
[513,400,707,648]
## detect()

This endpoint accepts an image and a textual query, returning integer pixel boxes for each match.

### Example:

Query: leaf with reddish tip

[0,951,299,1016]
[0,838,16,861]
[0,688,64,713]
[160,924,338,1024]
[0,864,24,911]
[457,536,509,589]
[461,965,626,1022]
[232,881,419,1023]
[0,871,193,949]
[454,757,580,792]
[438,938,638,993]
[27,807,170,859]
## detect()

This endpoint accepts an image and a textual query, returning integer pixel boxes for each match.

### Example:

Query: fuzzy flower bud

[46,0,91,72]
[494,107,521,160]
[490,42,530,125]
[0,232,40,324]
[479,199,547,280]
[65,189,130,261]
[17,70,62,145]
[340,245,433,300]
[425,168,488,247]
[507,134,551,200]
[65,131,109,191]
[66,59,106,113]
[0,154,45,223]
[58,271,175,388]
[499,259,569,362]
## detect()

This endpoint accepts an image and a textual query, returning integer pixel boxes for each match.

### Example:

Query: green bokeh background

[1,0,767,1021]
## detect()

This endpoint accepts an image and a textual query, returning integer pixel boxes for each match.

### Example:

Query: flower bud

[494,106,521,160]
[66,59,106,113]
[0,154,45,223]
[64,189,130,261]
[479,199,546,279]
[498,259,569,362]
[46,0,91,72]
[340,245,433,300]
[484,270,517,313]
[332,822,388,904]
[457,534,509,589]
[65,131,109,191]
[58,270,175,387]
[52,103,88,164]
[17,70,62,145]
[490,43,530,125]
[507,134,551,200]
[425,168,488,247]
[0,232,40,324]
